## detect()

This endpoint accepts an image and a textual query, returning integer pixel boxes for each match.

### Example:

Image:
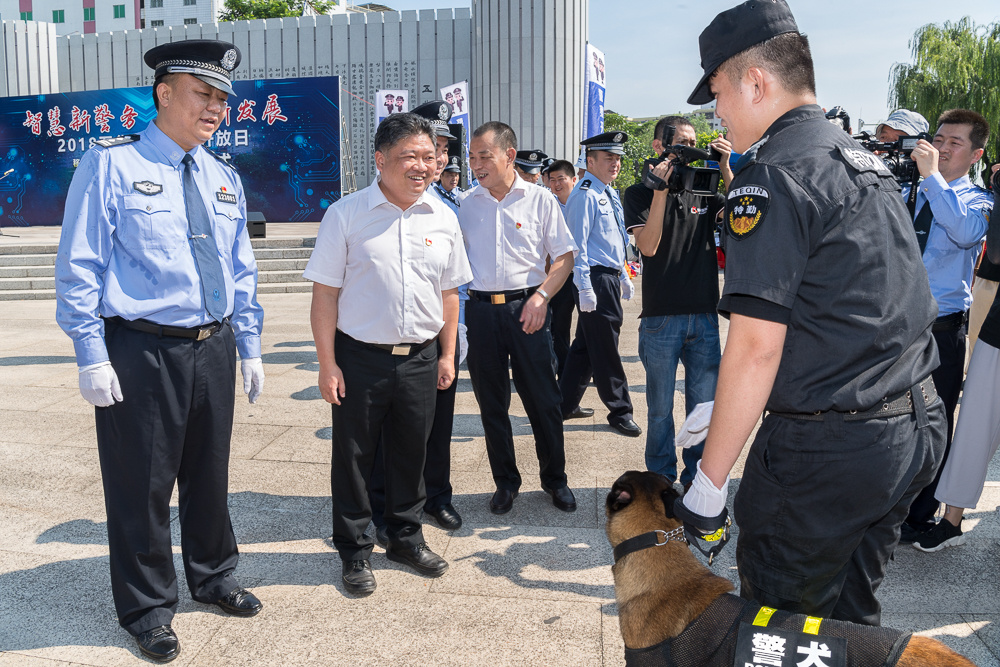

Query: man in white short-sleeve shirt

[305,113,472,597]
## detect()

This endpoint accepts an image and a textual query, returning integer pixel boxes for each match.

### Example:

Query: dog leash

[613,525,687,564]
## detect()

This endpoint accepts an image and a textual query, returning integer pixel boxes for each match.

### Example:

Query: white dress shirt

[456,174,577,291]
[303,179,473,344]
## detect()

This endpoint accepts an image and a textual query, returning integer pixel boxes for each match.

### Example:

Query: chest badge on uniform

[599,198,608,206]
[515,222,522,229]
[216,186,237,204]
[727,185,770,239]
[425,238,433,246]
[133,181,162,196]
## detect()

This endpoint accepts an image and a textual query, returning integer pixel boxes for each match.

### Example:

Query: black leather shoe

[611,419,642,437]
[563,406,595,420]
[541,484,577,512]
[386,543,449,577]
[342,559,377,596]
[426,503,463,530]
[489,488,518,514]
[135,625,180,663]
[374,525,389,549]
[213,587,263,617]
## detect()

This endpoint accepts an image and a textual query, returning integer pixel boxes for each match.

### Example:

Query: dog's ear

[606,484,633,512]
[661,486,681,518]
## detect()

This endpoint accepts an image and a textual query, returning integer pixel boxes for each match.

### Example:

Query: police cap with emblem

[410,100,457,140]
[443,154,462,173]
[580,131,629,155]
[144,39,242,97]
[514,150,548,174]
[540,157,556,174]
[687,0,799,105]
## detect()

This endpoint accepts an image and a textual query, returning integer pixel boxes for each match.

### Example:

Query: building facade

[0,0,139,35]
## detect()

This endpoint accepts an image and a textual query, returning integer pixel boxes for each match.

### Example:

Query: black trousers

[96,319,240,636]
[330,332,437,561]
[559,269,634,423]
[904,322,966,528]
[466,295,567,492]
[549,279,576,380]
[369,334,457,528]
[734,397,946,626]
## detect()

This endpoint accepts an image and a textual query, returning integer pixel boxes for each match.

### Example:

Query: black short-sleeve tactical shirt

[719,105,939,413]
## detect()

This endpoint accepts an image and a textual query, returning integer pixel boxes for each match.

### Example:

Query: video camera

[852,131,931,183]
[641,125,721,196]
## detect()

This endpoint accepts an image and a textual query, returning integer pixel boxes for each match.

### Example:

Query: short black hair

[373,113,436,154]
[654,115,694,144]
[937,109,990,150]
[547,159,576,179]
[473,121,518,152]
[720,31,815,98]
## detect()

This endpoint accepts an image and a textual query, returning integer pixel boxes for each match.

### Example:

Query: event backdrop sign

[376,89,410,125]
[0,76,342,227]
[440,80,470,181]
[583,44,606,141]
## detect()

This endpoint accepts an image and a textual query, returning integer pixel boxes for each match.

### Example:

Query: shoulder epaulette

[580,179,592,191]
[204,147,238,172]
[96,134,140,148]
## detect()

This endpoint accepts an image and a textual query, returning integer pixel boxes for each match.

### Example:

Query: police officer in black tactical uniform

[675,0,945,626]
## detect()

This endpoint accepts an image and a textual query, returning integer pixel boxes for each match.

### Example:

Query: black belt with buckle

[468,287,538,305]
[932,311,967,332]
[338,330,436,356]
[107,316,226,341]
[768,376,937,422]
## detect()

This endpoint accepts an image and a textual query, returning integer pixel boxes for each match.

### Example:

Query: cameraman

[875,109,929,143]
[901,109,992,547]
[623,116,732,490]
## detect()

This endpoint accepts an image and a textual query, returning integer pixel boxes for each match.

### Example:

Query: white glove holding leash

[619,273,635,301]
[241,357,265,404]
[78,361,123,407]
[578,287,598,312]
[676,401,714,449]
[683,460,730,519]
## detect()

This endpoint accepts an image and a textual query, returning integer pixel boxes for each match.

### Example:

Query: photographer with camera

[901,109,993,550]
[622,116,731,489]
[875,109,929,143]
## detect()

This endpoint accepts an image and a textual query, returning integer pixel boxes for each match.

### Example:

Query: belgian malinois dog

[605,470,975,667]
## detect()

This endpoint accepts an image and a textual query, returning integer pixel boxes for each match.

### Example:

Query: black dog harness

[622,594,909,667]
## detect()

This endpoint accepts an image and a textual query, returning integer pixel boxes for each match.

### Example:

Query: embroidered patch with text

[727,185,770,239]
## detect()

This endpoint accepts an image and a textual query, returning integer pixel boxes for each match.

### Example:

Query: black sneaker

[913,520,966,553]
[899,522,930,545]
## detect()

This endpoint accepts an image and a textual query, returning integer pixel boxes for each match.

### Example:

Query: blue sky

[384,0,999,130]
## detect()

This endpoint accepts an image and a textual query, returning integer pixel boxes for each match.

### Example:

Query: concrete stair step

[0,244,59,256]
[256,258,310,271]
[0,254,57,267]
[258,282,312,294]
[0,276,55,290]
[0,266,56,278]
[258,270,311,284]
[250,237,315,250]
[252,247,314,260]
[0,289,56,300]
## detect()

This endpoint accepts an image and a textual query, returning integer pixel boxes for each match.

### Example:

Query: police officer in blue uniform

[559,132,641,437]
[55,40,264,662]
[368,99,466,534]
[514,149,548,185]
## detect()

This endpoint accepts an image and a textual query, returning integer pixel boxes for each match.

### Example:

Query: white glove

[682,460,729,518]
[676,401,714,449]
[458,322,469,366]
[241,357,265,404]
[578,287,598,312]
[620,273,635,301]
[78,361,123,407]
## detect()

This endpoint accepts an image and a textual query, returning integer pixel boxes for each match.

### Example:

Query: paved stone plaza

[1,227,998,665]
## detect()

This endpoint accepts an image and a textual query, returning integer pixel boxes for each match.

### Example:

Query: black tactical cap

[687,0,799,105]
[410,100,457,139]
[514,150,548,174]
[144,39,242,96]
[580,131,629,155]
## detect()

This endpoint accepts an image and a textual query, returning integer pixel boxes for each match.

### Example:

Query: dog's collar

[613,526,687,564]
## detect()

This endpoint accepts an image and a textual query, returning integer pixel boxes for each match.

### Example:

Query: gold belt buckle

[196,328,212,341]
[391,345,410,356]
[491,294,505,305]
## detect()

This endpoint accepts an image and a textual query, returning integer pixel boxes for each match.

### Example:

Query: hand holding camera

[911,138,940,179]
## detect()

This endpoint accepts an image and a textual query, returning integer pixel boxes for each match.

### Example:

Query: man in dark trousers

[676,0,944,626]
[55,40,264,662]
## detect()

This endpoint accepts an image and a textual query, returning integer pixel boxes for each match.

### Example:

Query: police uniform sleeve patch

[96,134,140,148]
[838,146,891,175]
[726,185,769,239]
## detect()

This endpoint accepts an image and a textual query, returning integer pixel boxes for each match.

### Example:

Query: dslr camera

[853,131,931,183]
[641,125,722,196]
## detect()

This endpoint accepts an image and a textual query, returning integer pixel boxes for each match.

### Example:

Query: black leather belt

[468,287,537,305]
[932,311,967,332]
[590,265,622,276]
[107,316,226,341]
[338,330,436,356]
[768,376,937,422]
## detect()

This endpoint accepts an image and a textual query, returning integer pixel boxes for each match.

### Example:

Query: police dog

[605,470,975,666]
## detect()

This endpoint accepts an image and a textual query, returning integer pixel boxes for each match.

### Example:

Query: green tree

[219,0,335,21]
[889,17,1000,177]
[603,112,655,190]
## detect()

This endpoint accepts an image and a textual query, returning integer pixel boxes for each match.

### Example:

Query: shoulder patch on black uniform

[726,185,770,239]
[838,146,891,175]
[96,134,140,148]
[580,179,591,191]
[204,147,238,172]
